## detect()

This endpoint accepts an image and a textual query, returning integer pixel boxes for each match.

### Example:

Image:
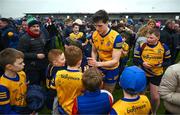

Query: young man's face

[53,53,66,67]
[10,58,25,72]
[94,20,108,35]
[147,33,159,45]
[29,24,40,35]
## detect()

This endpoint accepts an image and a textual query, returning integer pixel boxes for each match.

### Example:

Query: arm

[159,65,180,106]
[88,48,122,68]
[133,46,143,66]
[88,35,122,68]
[97,48,122,68]
[162,44,171,67]
[0,85,16,114]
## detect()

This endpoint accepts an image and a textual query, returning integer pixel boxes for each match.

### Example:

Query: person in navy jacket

[72,67,114,114]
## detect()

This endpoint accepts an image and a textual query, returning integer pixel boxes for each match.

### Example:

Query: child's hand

[37,53,45,59]
[143,62,152,68]
[87,57,98,67]
[122,50,128,56]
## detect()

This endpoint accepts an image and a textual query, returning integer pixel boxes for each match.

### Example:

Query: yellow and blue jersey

[69,32,87,43]
[110,95,151,115]
[69,32,83,40]
[134,42,171,77]
[55,69,83,114]
[92,29,122,70]
[0,71,27,114]
[45,64,66,90]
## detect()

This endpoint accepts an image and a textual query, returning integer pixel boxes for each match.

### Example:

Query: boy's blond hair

[48,49,63,64]
[64,46,82,67]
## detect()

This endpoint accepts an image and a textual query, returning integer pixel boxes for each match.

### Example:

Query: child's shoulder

[17,71,26,79]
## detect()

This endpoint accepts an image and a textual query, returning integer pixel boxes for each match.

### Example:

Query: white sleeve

[101,89,114,103]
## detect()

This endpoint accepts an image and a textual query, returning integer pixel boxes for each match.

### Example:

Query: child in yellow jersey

[133,28,171,114]
[69,23,87,47]
[68,22,88,72]
[45,49,66,113]
[55,46,83,114]
[110,66,151,115]
[0,48,30,114]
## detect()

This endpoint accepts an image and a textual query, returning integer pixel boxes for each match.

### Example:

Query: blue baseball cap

[120,66,146,93]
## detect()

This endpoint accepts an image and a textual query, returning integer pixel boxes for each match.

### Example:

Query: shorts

[99,67,119,84]
[146,75,162,86]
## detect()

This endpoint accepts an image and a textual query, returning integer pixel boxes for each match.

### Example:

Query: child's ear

[77,59,82,67]
[5,64,13,70]
[100,81,104,89]
[52,60,57,66]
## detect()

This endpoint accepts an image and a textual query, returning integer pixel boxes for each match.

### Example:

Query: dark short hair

[82,67,104,92]
[0,48,24,69]
[92,10,109,23]
[64,46,82,67]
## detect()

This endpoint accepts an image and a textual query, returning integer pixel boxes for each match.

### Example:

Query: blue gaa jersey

[134,42,171,77]
[0,71,27,114]
[110,95,151,115]
[72,89,113,114]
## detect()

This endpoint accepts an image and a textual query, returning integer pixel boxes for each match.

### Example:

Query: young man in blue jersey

[110,66,151,115]
[0,48,29,114]
[88,10,123,93]
[72,67,113,114]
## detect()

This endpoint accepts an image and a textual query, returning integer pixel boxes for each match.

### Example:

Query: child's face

[53,53,66,67]
[73,25,80,33]
[147,33,159,45]
[148,22,155,29]
[10,58,25,72]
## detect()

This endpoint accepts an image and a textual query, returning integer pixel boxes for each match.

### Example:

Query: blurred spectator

[159,61,180,114]
[147,19,156,29]
[0,18,19,51]
[17,16,48,85]
[134,18,144,33]
[160,19,175,63]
